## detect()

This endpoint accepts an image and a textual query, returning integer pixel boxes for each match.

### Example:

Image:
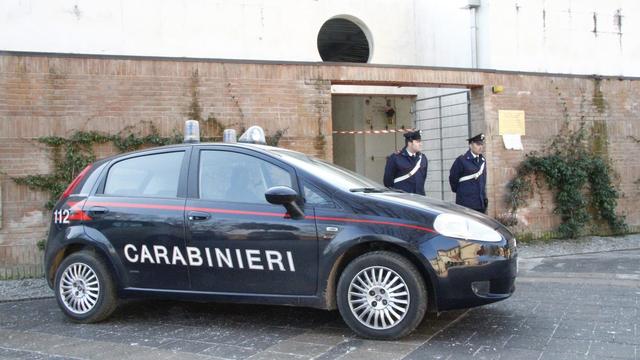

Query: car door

[185,147,318,295]
[84,148,190,290]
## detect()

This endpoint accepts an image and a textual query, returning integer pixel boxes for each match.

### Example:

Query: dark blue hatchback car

[44,135,517,339]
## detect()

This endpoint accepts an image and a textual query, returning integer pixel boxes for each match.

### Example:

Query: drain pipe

[467,0,480,68]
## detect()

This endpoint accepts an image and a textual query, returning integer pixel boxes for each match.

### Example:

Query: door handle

[87,206,109,216]
[188,211,210,221]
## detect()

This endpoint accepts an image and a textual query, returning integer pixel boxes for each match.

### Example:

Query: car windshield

[267,149,394,192]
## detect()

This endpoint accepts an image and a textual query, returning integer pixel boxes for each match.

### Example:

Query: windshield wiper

[386,188,405,193]
[349,187,389,193]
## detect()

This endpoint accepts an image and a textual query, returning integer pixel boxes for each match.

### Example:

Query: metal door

[412,91,471,201]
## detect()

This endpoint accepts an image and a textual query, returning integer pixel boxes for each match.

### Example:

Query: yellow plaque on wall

[498,110,525,135]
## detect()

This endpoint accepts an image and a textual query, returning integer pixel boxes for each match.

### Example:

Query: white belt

[459,162,485,183]
[394,156,422,183]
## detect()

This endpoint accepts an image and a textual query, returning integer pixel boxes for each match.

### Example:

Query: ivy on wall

[13,122,287,210]
[13,123,182,209]
[508,122,627,238]
[632,136,640,190]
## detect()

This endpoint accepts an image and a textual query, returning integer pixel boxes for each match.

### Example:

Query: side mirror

[265,186,304,220]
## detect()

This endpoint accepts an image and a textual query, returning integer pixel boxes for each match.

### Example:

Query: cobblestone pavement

[0,249,638,359]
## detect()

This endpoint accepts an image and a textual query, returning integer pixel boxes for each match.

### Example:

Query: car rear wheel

[54,250,117,323]
[337,251,427,339]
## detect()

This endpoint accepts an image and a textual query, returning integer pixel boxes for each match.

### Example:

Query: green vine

[12,122,287,210]
[266,128,288,147]
[632,136,640,190]
[13,123,183,209]
[508,122,627,238]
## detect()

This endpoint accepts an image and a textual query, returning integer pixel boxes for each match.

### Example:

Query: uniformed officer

[383,130,428,195]
[449,133,488,213]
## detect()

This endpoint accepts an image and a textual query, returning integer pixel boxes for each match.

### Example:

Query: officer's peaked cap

[403,130,421,141]
[467,133,485,144]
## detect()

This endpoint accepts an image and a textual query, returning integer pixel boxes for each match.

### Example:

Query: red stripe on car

[81,201,435,233]
[313,216,436,233]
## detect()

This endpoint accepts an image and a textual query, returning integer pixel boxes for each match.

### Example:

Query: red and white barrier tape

[332,128,417,135]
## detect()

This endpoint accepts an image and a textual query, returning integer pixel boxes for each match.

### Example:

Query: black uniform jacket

[449,150,487,211]
[383,147,428,195]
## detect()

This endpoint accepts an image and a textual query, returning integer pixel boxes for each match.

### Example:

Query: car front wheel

[337,251,427,339]
[54,250,118,323]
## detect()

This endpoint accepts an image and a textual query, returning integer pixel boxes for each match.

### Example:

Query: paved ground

[0,241,638,359]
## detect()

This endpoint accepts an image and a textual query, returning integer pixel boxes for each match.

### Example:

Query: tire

[54,250,118,323]
[337,251,427,340]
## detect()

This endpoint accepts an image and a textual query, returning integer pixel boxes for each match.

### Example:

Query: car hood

[365,192,506,230]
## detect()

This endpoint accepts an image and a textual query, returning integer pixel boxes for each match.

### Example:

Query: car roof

[98,142,302,164]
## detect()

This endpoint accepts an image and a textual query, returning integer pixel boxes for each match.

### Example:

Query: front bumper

[422,230,517,311]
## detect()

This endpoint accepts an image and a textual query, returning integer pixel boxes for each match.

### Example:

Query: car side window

[199,150,293,204]
[303,182,333,207]
[103,152,184,198]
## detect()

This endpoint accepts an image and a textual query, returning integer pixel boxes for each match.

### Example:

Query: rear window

[103,152,184,198]
[77,162,107,196]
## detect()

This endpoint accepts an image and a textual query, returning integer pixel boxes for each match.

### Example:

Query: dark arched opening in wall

[317,18,371,63]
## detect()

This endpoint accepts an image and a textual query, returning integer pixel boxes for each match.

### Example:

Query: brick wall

[483,75,640,236]
[0,55,335,278]
[1,53,639,277]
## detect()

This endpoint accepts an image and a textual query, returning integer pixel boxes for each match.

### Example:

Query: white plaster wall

[414,0,474,68]
[0,0,418,65]
[2,0,639,76]
[477,0,640,76]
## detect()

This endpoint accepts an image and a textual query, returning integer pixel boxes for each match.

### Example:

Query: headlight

[433,213,502,242]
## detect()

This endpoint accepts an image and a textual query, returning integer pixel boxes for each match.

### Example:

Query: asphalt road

[0,250,638,360]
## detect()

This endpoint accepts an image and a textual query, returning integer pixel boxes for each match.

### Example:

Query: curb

[0,295,54,303]
[519,246,640,259]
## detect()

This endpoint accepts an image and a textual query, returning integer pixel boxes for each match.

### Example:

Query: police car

[44,124,517,340]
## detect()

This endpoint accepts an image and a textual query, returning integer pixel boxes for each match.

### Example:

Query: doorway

[332,95,414,184]
[331,90,471,200]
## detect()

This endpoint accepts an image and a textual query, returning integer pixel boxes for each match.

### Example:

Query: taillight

[59,164,93,201]
[57,200,92,223]
[67,210,92,222]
